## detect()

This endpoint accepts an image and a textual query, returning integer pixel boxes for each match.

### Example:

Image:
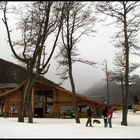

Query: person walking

[85,106,93,127]
[102,105,108,127]
[108,105,113,128]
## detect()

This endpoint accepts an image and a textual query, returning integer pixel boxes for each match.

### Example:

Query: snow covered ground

[0,110,140,138]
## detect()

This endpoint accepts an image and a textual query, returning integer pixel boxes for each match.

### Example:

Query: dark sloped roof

[0,58,59,88]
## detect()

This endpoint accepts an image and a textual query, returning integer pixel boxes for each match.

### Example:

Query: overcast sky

[0,2,140,94]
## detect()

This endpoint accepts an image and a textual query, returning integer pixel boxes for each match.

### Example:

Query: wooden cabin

[0,80,99,118]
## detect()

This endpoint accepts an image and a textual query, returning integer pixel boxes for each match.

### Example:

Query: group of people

[85,104,113,128]
[102,105,113,128]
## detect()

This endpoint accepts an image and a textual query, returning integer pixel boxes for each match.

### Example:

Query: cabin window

[60,106,71,113]
[44,90,53,113]
[11,104,17,113]
[34,89,53,117]
[60,106,75,118]
[46,103,53,113]
[78,105,87,113]
[44,90,53,102]
[35,89,53,108]
[35,93,43,108]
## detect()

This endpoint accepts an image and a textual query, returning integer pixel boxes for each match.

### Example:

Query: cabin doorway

[34,108,43,118]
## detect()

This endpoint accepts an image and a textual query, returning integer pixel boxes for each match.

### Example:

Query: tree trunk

[18,73,35,123]
[121,63,129,126]
[28,92,33,123]
[26,77,35,123]
[18,81,29,122]
[121,95,128,126]
[69,68,80,123]
[121,12,129,126]
[18,99,24,122]
[107,82,110,106]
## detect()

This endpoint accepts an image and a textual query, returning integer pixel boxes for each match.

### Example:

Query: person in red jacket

[108,105,113,128]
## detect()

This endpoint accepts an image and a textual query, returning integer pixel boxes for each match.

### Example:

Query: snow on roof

[0,83,19,88]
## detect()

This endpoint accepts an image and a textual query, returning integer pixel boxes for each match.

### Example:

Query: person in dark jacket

[102,105,108,127]
[85,106,93,127]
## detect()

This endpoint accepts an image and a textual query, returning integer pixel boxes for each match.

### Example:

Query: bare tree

[2,1,65,123]
[112,50,139,106]
[102,59,114,106]
[95,1,140,125]
[55,2,96,123]
[112,51,126,105]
